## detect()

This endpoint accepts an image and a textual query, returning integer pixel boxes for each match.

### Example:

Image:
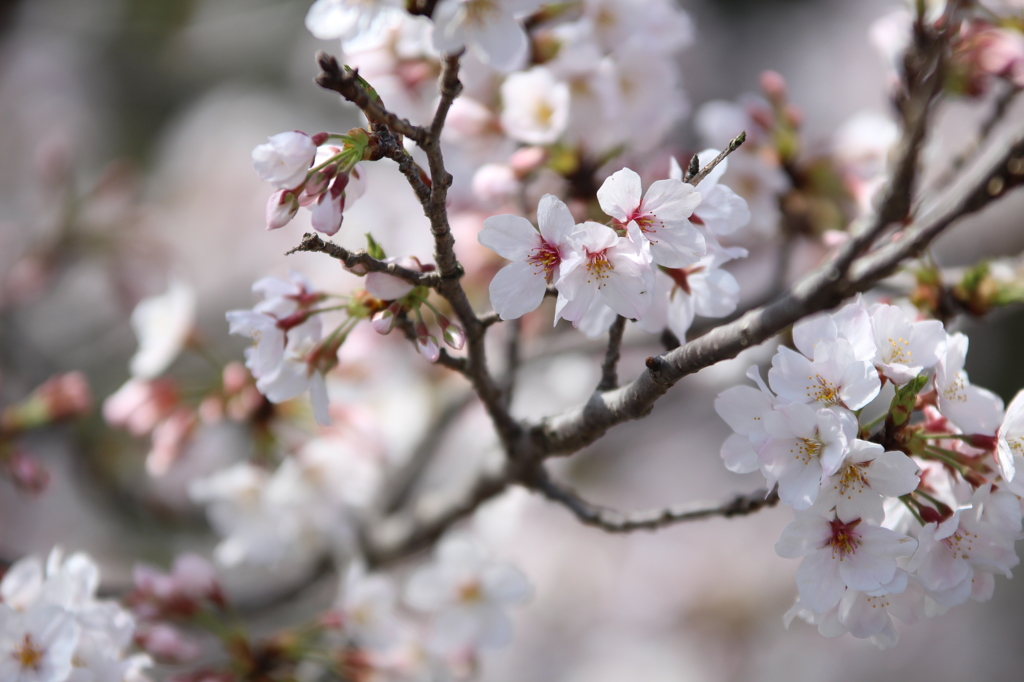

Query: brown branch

[315,51,426,144]
[932,84,1022,191]
[596,316,627,391]
[532,470,780,533]
[287,233,439,286]
[688,132,746,186]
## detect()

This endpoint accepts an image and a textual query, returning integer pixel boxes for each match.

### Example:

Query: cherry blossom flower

[934,332,1005,436]
[336,564,399,650]
[768,338,880,412]
[810,440,921,523]
[226,273,332,425]
[555,221,655,325]
[636,246,746,342]
[479,194,579,320]
[405,535,531,654]
[597,167,704,268]
[759,402,856,509]
[867,303,945,384]
[0,604,79,682]
[252,131,317,190]
[714,366,778,474]
[776,514,918,614]
[431,0,542,72]
[129,279,196,379]
[996,389,1024,488]
[499,67,571,145]
[908,504,1020,608]
[305,0,405,49]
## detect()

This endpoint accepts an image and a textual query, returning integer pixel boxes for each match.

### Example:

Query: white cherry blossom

[868,303,946,384]
[0,604,78,682]
[776,514,918,614]
[555,221,655,325]
[499,67,571,145]
[129,279,195,380]
[810,440,921,523]
[336,564,399,650]
[597,167,704,268]
[431,0,542,72]
[759,403,855,510]
[479,194,579,320]
[714,366,777,474]
[934,332,1005,436]
[996,389,1024,488]
[768,338,881,412]
[252,131,317,190]
[671,151,751,243]
[405,535,531,654]
[305,0,404,49]
[636,246,746,342]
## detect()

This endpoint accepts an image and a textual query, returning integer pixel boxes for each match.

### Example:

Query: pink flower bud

[265,190,299,230]
[7,450,49,494]
[222,362,250,394]
[509,146,548,176]
[136,624,201,662]
[172,554,220,600]
[473,163,520,206]
[104,379,180,436]
[439,316,465,350]
[371,303,401,335]
[146,409,197,477]
[760,70,787,101]
[311,180,345,236]
[415,321,440,363]
[35,371,92,422]
[310,131,331,146]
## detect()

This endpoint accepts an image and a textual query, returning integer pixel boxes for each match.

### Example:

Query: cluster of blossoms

[0,549,150,681]
[715,299,1023,647]
[479,153,750,339]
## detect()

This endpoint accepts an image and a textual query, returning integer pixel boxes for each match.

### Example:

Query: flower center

[792,436,823,464]
[805,374,841,405]
[943,527,978,560]
[14,634,44,671]
[527,242,561,282]
[835,462,869,497]
[827,518,862,560]
[884,336,913,364]
[457,580,483,603]
[943,373,969,403]
[584,250,614,286]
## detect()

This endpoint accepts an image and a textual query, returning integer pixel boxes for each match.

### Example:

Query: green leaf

[889,373,929,427]
[365,233,386,260]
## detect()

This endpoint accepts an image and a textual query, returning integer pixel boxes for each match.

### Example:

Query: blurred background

[2,0,1024,680]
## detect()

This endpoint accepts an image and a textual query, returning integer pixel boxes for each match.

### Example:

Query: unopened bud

[310,131,331,146]
[509,146,549,177]
[6,450,49,495]
[760,70,787,102]
[415,321,440,363]
[439,316,465,350]
[371,303,401,335]
[266,190,299,230]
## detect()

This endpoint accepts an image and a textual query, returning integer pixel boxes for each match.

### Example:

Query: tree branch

[314,51,427,145]
[287,233,439,286]
[596,316,626,391]
[531,469,780,533]
[688,132,746,186]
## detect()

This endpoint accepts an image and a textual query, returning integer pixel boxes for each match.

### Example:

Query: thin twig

[500,318,522,410]
[596,316,627,391]
[532,470,780,533]
[688,132,746,186]
[314,52,427,144]
[287,233,438,286]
